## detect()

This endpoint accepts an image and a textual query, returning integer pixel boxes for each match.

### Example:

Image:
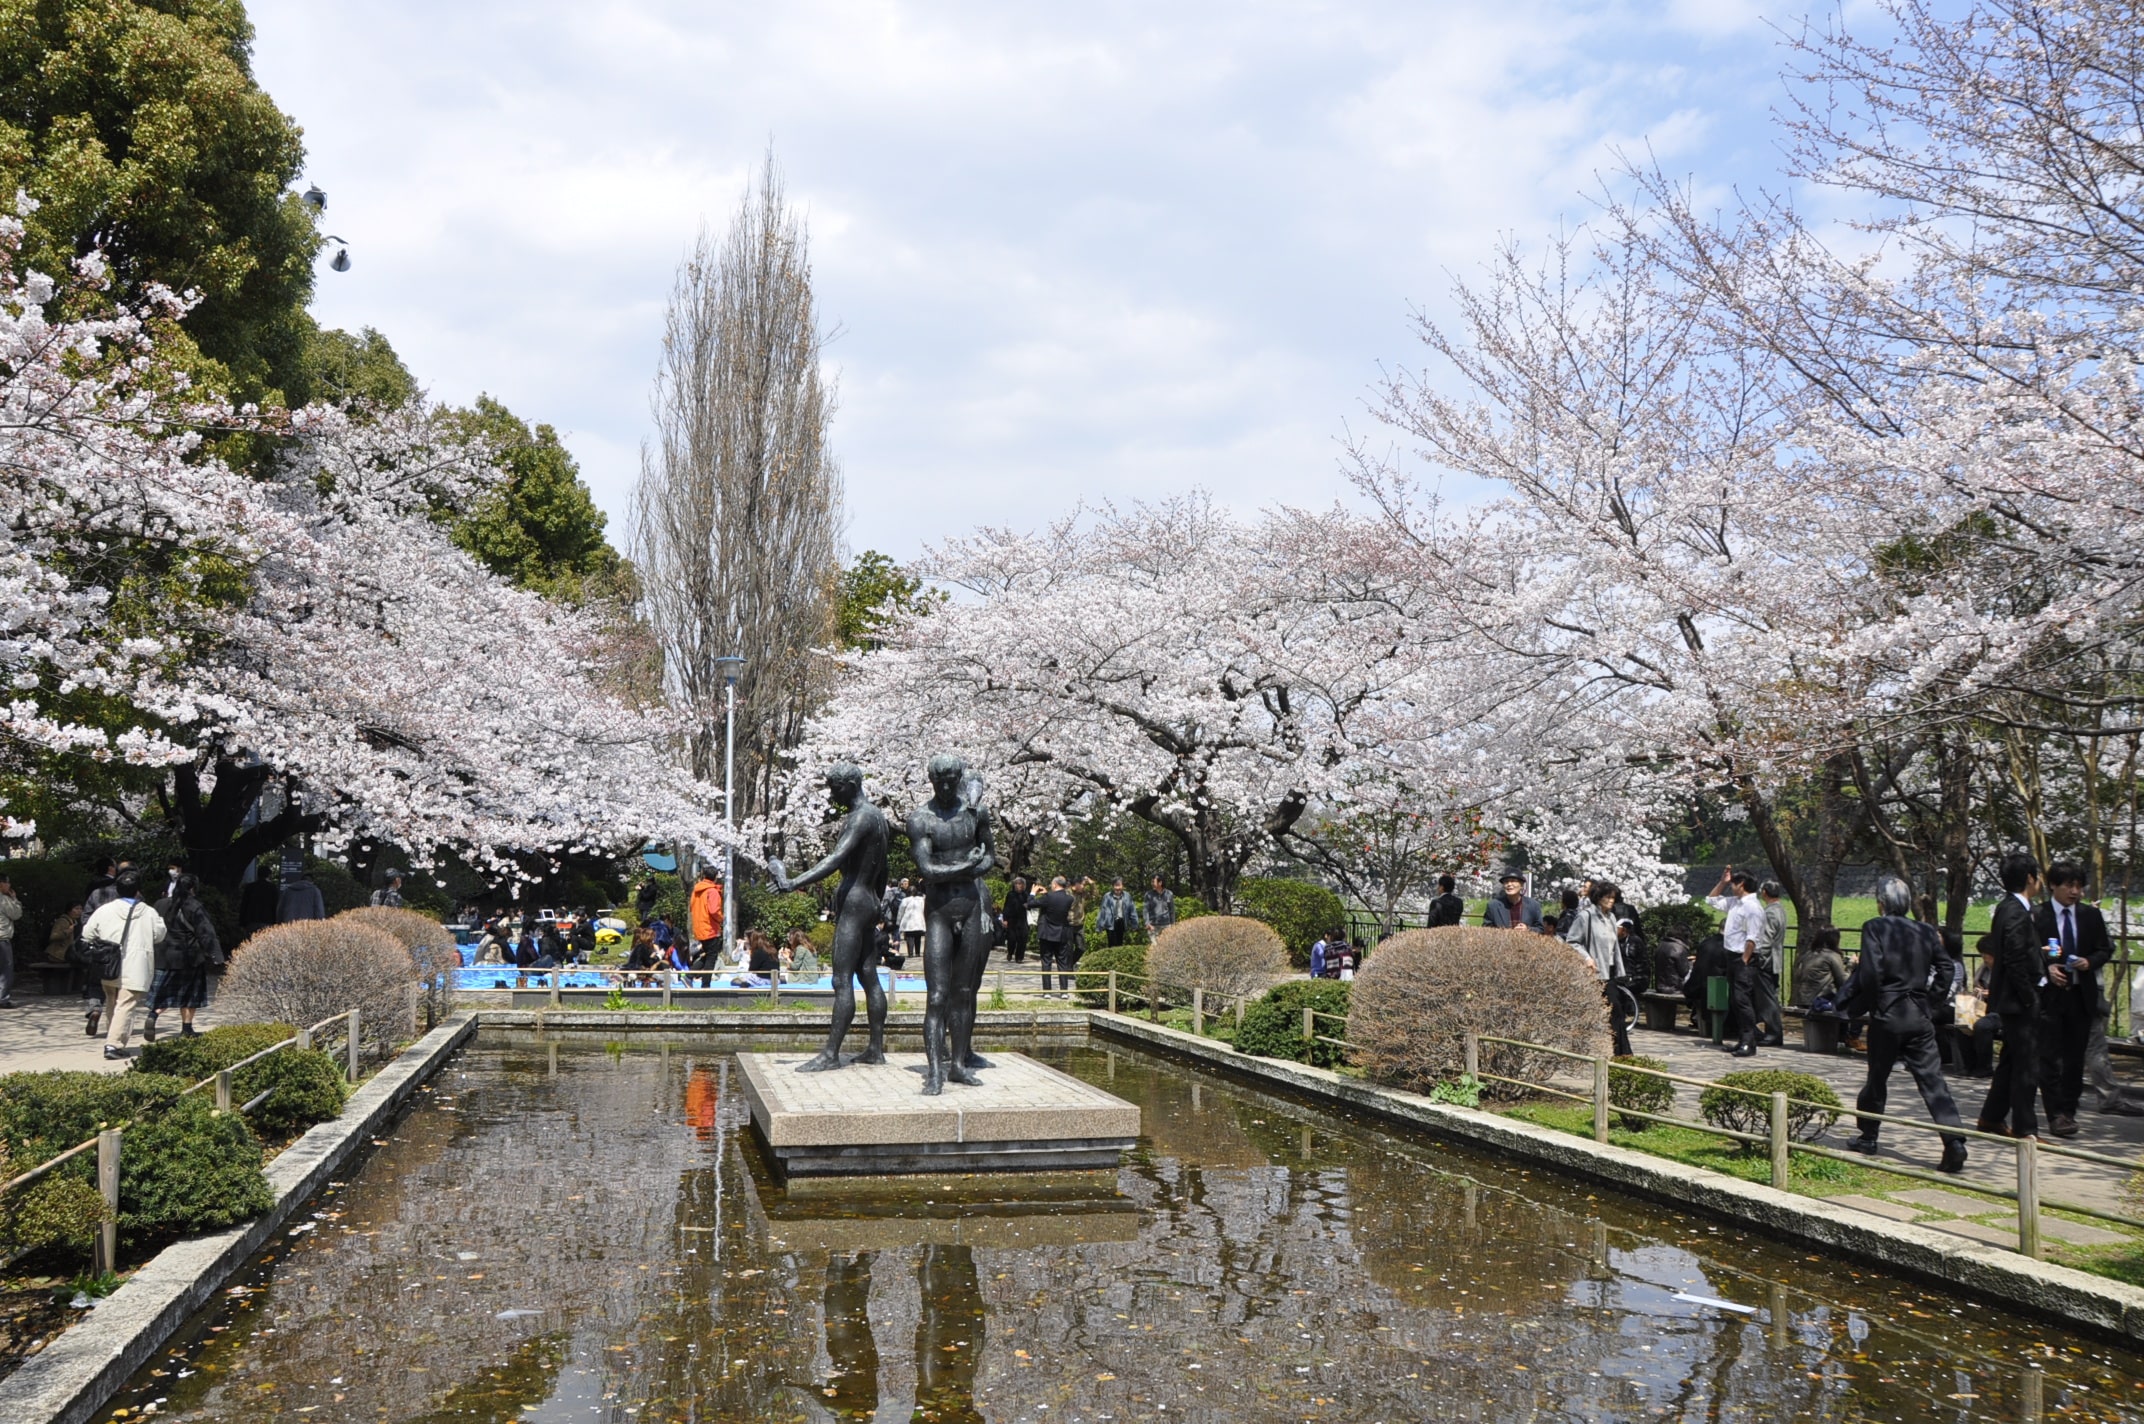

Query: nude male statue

[769,763,890,1072]
[907,753,996,1095]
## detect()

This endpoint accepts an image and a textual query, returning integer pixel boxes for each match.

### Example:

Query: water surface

[97,1031,2144,1422]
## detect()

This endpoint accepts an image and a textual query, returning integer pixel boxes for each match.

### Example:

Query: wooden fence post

[1107,971,1118,1015]
[1769,1091,1789,1189]
[296,1026,312,1051]
[93,1128,120,1275]
[347,1007,361,1084]
[1592,1057,1610,1142]
[549,969,561,1006]
[2018,1135,2041,1259]
[1235,996,1246,1030]
[662,969,674,1008]
[214,1069,232,1113]
[1192,988,1204,1036]
[1463,1030,1479,1081]
[1302,1006,1315,1044]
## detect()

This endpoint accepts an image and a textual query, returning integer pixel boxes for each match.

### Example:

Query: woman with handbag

[147,873,222,1041]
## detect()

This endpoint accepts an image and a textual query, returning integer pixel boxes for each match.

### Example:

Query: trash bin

[1705,975,1730,1044]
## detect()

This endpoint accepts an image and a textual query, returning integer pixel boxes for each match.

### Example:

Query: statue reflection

[912,1245,985,1424]
[821,1251,879,1422]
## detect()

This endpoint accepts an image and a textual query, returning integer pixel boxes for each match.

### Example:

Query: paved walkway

[0,989,223,1074]
[1624,1023,2144,1246]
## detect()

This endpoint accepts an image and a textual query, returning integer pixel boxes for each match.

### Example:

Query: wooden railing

[0,1008,363,1274]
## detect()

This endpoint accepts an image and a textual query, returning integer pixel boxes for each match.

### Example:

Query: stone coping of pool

[1089,1012,2144,1345]
[472,1007,1098,1031]
[0,1011,482,1424]
[736,1049,1141,1177]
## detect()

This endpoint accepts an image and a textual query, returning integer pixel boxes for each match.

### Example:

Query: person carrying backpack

[82,867,166,1058]
[146,873,222,1041]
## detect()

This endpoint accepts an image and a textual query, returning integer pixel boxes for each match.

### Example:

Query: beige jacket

[83,898,167,993]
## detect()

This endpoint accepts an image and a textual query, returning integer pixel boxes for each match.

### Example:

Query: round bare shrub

[221,920,419,1059]
[1147,916,1287,1007]
[1348,926,1607,1099]
[339,906,462,1029]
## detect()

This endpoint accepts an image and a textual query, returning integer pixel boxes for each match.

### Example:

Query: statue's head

[825,762,864,803]
[926,752,966,800]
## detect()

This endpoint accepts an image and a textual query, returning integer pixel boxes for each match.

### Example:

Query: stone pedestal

[736,1051,1140,1177]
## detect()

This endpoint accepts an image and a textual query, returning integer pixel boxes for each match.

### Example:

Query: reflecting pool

[97,1031,2144,1422]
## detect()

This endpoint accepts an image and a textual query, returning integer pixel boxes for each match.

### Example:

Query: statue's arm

[776,814,863,893]
[962,807,998,875]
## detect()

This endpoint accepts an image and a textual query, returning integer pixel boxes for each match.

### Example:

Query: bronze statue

[770,763,890,1072]
[907,753,995,1095]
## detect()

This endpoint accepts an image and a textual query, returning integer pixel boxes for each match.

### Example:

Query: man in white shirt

[1705,867,1773,1057]
[82,867,167,1059]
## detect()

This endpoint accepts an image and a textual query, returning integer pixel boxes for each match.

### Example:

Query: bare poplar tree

[633,154,844,826]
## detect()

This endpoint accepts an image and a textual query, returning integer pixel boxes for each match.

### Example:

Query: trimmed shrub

[220,920,418,1059]
[1235,878,1346,968]
[237,1049,351,1138]
[1174,895,1209,923]
[1148,916,1287,1006]
[1235,980,1352,1068]
[1640,902,1715,950]
[1072,943,1149,1008]
[1609,1055,1677,1130]
[134,1023,299,1083]
[807,920,836,953]
[1699,1070,1842,1143]
[340,906,461,1028]
[1347,926,1608,1098]
[741,884,820,941]
[0,1071,270,1250]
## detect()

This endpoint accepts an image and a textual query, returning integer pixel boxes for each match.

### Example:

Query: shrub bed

[134,1023,298,1082]
[1698,1070,1842,1142]
[0,1071,270,1254]
[1234,980,1352,1068]
[1347,926,1607,1097]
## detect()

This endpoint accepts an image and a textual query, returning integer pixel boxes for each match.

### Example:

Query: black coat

[1425,893,1464,929]
[1036,890,1077,943]
[1987,894,2043,1018]
[1842,916,1950,1023]
[2033,899,2112,1016]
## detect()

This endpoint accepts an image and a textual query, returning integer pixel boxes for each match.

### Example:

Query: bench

[1638,991,1685,1031]
[1785,1005,1853,1054]
[25,960,74,997]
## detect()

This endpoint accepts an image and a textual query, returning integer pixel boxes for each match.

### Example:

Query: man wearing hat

[1481,870,1543,932]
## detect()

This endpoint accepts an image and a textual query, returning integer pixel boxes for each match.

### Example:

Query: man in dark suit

[1425,875,1465,929]
[1980,852,2046,1139]
[1843,878,1967,1172]
[2032,861,2112,1137]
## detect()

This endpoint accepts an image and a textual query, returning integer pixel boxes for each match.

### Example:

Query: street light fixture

[713,655,744,967]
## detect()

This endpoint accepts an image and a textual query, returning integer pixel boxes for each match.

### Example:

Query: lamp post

[714,655,743,966]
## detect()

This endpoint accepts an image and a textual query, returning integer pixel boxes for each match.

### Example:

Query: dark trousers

[1856,1012,1964,1147]
[1728,959,1759,1048]
[1605,981,1634,1057]
[1039,941,1073,991]
[1105,924,1128,948]
[1756,967,1785,1040]
[1984,1011,2040,1136]
[2036,994,2092,1120]
[1004,922,1028,963]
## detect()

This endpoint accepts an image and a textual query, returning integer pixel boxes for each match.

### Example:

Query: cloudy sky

[249,0,1803,560]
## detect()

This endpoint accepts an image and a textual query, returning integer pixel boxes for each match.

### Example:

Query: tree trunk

[160,759,322,904]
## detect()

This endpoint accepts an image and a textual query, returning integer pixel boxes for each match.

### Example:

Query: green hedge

[134,1023,298,1082]
[237,1050,350,1137]
[1072,943,1148,1008]
[1639,902,1715,947]
[1698,1070,1841,1143]
[1234,980,1351,1069]
[1235,878,1345,967]
[0,1071,271,1252]
[1609,1055,1676,1130]
[741,883,820,940]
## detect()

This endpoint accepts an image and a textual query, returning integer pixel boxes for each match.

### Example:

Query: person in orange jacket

[690,867,724,970]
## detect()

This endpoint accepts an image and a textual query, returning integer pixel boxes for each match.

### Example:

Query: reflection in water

[821,1251,878,1422]
[93,1033,2144,1424]
[913,1246,985,1424]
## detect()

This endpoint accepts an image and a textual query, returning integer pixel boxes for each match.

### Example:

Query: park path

[1623,1024,2144,1251]
[0,992,224,1075]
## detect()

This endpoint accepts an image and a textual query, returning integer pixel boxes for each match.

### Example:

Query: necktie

[2062,907,2077,957]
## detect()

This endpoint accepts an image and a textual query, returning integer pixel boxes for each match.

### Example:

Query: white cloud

[249,0,1792,557]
